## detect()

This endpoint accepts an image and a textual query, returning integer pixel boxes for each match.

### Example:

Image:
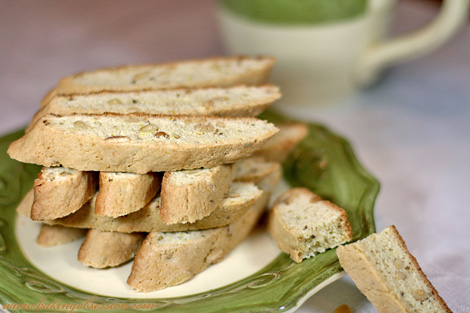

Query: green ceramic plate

[0,110,379,313]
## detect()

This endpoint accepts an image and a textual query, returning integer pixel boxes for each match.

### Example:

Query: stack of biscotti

[9,56,307,292]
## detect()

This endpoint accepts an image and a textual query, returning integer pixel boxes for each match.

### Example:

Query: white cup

[217,0,469,108]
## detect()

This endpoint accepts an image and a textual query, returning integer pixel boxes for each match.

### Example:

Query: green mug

[219,0,368,24]
[218,0,470,108]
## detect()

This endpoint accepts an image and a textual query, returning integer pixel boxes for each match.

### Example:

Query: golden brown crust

[36,224,86,247]
[31,168,97,221]
[78,229,144,268]
[95,172,161,218]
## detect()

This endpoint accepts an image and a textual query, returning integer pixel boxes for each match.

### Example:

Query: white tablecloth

[1,1,469,312]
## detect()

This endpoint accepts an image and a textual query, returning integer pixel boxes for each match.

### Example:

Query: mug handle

[355,0,470,86]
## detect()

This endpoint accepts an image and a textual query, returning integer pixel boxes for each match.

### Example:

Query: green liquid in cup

[219,0,368,24]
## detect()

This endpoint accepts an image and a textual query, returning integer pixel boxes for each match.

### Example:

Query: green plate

[0,110,379,313]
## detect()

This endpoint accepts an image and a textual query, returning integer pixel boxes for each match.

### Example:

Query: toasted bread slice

[36,224,86,247]
[8,114,278,174]
[161,165,233,224]
[78,229,144,268]
[31,167,97,221]
[254,123,308,162]
[42,56,274,104]
[95,172,161,218]
[31,85,280,129]
[127,188,270,292]
[268,188,352,263]
[337,226,451,313]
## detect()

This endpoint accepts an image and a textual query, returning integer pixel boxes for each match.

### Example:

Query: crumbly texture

[337,226,451,313]
[268,188,352,263]
[31,167,97,221]
[127,191,270,292]
[161,165,233,224]
[254,123,308,162]
[36,224,86,247]
[78,229,144,268]
[18,182,262,232]
[30,85,280,129]
[48,56,275,99]
[8,113,278,174]
[95,172,161,218]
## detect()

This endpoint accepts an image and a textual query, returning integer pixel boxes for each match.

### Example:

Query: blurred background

[1,1,469,312]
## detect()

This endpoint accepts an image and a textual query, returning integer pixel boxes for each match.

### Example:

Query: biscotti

[8,114,278,174]
[268,188,352,263]
[95,172,161,218]
[44,56,275,102]
[78,229,145,268]
[337,226,451,313]
[31,167,97,221]
[12,55,288,294]
[127,157,281,292]
[36,224,87,247]
[127,190,270,292]
[18,182,262,233]
[254,123,308,162]
[160,165,233,224]
[32,85,280,129]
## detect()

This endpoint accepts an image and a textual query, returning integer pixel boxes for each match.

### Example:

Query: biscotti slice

[17,158,278,231]
[8,114,278,174]
[78,229,145,268]
[337,226,451,313]
[268,188,352,263]
[36,224,87,247]
[31,167,97,221]
[161,165,233,224]
[95,172,161,218]
[14,182,262,233]
[254,123,308,162]
[127,190,270,292]
[48,56,275,100]
[32,85,280,128]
